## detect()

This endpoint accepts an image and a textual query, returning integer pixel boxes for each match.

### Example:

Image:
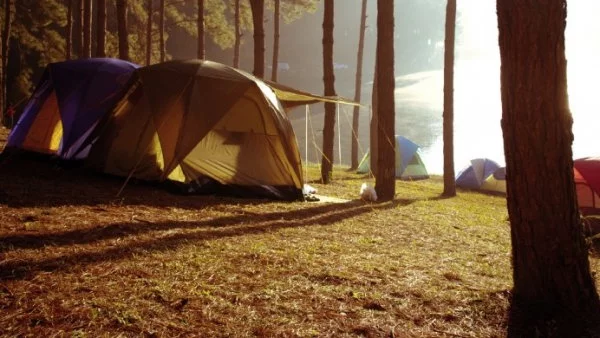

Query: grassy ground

[0,125,598,337]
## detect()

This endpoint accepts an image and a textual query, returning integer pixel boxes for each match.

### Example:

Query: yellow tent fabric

[87,60,304,200]
[21,91,63,154]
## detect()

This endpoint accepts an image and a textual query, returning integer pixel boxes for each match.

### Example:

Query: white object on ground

[303,184,317,195]
[360,183,378,201]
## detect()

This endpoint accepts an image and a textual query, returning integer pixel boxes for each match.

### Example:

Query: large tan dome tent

[85,60,305,200]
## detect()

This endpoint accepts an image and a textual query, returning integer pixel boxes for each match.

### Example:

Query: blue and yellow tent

[356,135,429,180]
[6,58,139,159]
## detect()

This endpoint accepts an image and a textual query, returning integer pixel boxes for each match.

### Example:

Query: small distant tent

[356,135,429,180]
[455,158,501,190]
[574,157,600,215]
[480,166,507,194]
[6,58,139,159]
[85,60,305,200]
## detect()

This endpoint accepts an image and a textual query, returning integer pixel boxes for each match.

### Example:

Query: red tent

[574,157,600,215]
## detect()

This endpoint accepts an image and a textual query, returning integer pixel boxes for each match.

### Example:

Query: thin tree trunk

[197,0,205,59]
[370,58,378,176]
[271,0,280,81]
[249,0,265,78]
[159,0,165,62]
[79,0,84,58]
[145,0,152,65]
[83,0,91,58]
[66,0,73,60]
[374,0,395,201]
[497,1,600,336]
[351,0,368,169]
[1,0,12,119]
[96,0,106,57]
[117,0,129,61]
[442,0,456,197]
[321,0,336,184]
[233,0,241,68]
[0,6,3,122]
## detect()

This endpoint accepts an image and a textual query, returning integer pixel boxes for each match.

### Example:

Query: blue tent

[357,135,429,180]
[455,158,501,190]
[7,58,139,159]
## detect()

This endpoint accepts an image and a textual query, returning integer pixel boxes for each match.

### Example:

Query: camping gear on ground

[6,58,139,159]
[85,59,305,200]
[455,158,501,191]
[359,182,377,201]
[356,135,429,180]
[574,157,600,215]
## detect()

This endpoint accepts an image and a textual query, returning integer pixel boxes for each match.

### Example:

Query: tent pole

[305,104,309,182]
[337,103,341,166]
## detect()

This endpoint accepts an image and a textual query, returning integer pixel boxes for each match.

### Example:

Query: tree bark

[374,0,395,201]
[197,0,205,59]
[442,0,456,197]
[320,0,336,184]
[145,0,152,66]
[233,0,241,68]
[159,0,165,62]
[271,0,280,81]
[78,0,83,58]
[351,0,367,170]
[0,5,3,121]
[117,0,129,61]
[66,0,73,60]
[96,0,106,57]
[82,0,91,58]
[1,0,12,119]
[370,58,378,175]
[249,0,264,78]
[497,1,600,335]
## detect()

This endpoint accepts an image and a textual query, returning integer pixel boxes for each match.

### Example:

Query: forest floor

[0,125,599,337]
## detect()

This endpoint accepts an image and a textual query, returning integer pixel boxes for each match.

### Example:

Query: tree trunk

[159,0,165,62]
[117,0,129,61]
[442,0,456,197]
[370,59,378,175]
[197,0,205,59]
[83,0,91,58]
[78,0,84,58]
[249,0,264,78]
[145,0,152,66]
[96,0,106,57]
[0,6,3,122]
[233,0,241,68]
[320,0,336,184]
[270,0,280,81]
[497,1,600,336]
[374,0,395,201]
[351,0,367,169]
[1,0,12,120]
[66,0,73,60]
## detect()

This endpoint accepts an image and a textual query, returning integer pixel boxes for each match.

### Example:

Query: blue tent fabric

[455,158,500,189]
[396,136,419,177]
[357,135,428,179]
[493,167,506,180]
[7,58,139,159]
[6,71,53,148]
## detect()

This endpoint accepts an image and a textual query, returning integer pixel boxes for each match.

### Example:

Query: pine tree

[374,0,395,201]
[320,0,336,184]
[442,0,456,197]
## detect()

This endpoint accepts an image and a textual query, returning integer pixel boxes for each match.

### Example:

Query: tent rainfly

[85,60,306,200]
[6,58,139,159]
